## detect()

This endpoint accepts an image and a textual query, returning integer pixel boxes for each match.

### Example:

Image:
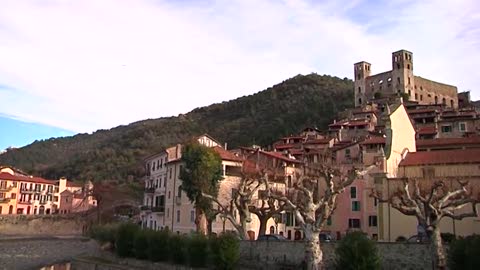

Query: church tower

[391,50,415,101]
[354,61,371,107]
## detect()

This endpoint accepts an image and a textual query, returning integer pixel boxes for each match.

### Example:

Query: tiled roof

[360,137,386,145]
[261,151,303,163]
[66,181,83,188]
[304,138,332,144]
[213,146,244,162]
[0,172,57,184]
[416,126,437,135]
[416,137,480,147]
[399,149,480,166]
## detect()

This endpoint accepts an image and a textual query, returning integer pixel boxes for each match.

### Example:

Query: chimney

[224,143,228,150]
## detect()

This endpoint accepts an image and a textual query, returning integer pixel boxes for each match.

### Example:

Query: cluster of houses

[141,49,480,242]
[0,166,97,215]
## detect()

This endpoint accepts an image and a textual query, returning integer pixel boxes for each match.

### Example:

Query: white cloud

[0,0,478,133]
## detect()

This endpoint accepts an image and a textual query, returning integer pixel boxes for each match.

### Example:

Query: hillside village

[139,49,480,243]
[1,49,479,269]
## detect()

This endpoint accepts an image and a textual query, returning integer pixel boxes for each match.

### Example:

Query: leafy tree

[335,231,381,270]
[180,141,223,235]
[210,232,240,270]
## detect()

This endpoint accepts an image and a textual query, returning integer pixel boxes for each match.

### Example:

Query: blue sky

[0,0,479,149]
[0,116,73,150]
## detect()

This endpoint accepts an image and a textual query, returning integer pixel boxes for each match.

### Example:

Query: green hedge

[90,225,240,268]
[335,231,381,270]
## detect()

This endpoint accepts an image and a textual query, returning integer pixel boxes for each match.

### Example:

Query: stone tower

[391,50,415,101]
[354,61,371,107]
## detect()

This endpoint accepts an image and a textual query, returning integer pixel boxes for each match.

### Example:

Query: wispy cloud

[0,0,478,133]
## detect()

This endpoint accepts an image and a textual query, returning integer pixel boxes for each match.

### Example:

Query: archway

[294,230,302,240]
[247,230,255,241]
[8,205,13,214]
[39,206,45,215]
[269,226,275,234]
[46,208,51,214]
[27,206,31,215]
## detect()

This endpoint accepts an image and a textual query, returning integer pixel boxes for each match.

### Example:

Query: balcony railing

[0,186,13,192]
[20,189,36,194]
[144,187,155,193]
[140,205,151,211]
[152,206,165,213]
[0,198,10,204]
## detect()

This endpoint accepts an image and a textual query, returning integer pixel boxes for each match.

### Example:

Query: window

[415,93,418,100]
[169,168,172,179]
[422,167,435,178]
[176,210,180,223]
[167,208,170,218]
[190,210,195,223]
[358,87,361,93]
[459,122,467,132]
[442,98,446,105]
[407,64,410,70]
[350,186,357,199]
[358,98,362,105]
[369,215,378,227]
[348,218,361,229]
[327,217,332,226]
[352,201,361,211]
[345,149,351,159]
[12,181,17,187]
[168,191,171,199]
[397,77,400,84]
[450,100,454,108]
[11,193,16,199]
[177,186,182,198]
[441,125,452,133]
[164,177,167,188]
[420,95,423,101]
[408,77,411,84]
[374,198,378,207]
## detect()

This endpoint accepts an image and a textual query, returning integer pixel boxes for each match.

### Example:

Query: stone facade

[354,50,458,108]
[239,241,433,270]
[0,214,86,235]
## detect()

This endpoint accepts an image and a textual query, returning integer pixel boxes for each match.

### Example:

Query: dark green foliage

[0,74,353,183]
[170,234,187,264]
[89,223,118,245]
[115,223,139,258]
[187,234,209,267]
[147,230,171,262]
[395,236,407,242]
[210,232,240,270]
[133,229,150,260]
[180,142,223,212]
[441,232,455,243]
[448,235,480,270]
[335,231,381,270]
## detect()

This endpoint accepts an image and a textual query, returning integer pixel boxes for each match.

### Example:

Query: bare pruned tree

[202,172,265,240]
[372,178,479,269]
[269,163,375,270]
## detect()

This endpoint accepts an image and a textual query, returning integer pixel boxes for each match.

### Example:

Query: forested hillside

[0,74,354,182]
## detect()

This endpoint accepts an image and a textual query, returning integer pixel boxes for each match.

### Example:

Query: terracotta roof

[213,146,244,162]
[399,149,480,166]
[407,108,437,114]
[66,181,83,188]
[0,172,56,185]
[416,137,480,147]
[416,126,437,135]
[360,137,386,145]
[274,143,298,150]
[261,151,303,164]
[304,138,332,144]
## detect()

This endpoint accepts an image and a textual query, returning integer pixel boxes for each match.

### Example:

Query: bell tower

[354,61,371,107]
[391,50,415,101]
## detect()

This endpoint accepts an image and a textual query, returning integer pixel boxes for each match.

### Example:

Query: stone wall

[0,214,86,235]
[239,241,433,270]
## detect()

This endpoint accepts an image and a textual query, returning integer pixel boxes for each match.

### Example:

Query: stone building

[354,49,458,108]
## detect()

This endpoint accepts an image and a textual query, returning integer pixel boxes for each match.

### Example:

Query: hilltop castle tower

[354,50,458,108]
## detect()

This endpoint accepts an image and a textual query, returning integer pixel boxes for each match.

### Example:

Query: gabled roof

[0,172,56,185]
[416,137,480,147]
[360,137,386,145]
[212,146,244,162]
[399,149,480,166]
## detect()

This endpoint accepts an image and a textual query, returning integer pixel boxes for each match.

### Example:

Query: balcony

[0,198,10,204]
[18,200,32,205]
[140,205,151,211]
[152,206,165,213]
[0,186,13,192]
[20,189,36,194]
[144,187,155,193]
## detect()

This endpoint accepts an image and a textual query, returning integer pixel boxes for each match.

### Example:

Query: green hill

[0,73,354,182]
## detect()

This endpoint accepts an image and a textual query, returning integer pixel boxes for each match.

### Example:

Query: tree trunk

[195,207,208,235]
[431,227,446,270]
[303,225,322,270]
[258,216,268,236]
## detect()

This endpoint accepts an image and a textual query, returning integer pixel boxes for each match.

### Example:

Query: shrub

[148,230,171,262]
[89,224,118,245]
[210,232,240,270]
[335,231,381,270]
[395,236,407,242]
[170,234,187,264]
[441,232,455,243]
[448,235,480,270]
[187,234,209,267]
[115,223,139,258]
[133,229,150,260]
